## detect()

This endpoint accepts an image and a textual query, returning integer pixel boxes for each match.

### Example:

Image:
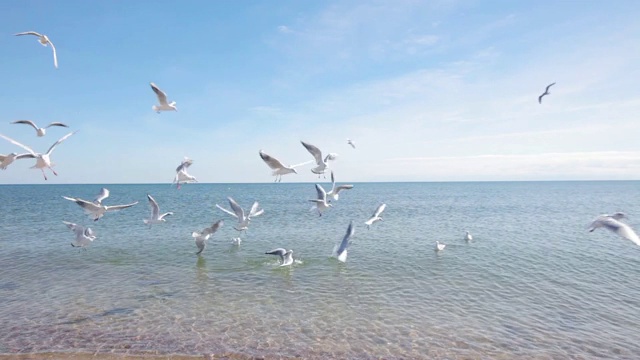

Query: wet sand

[0,353,302,360]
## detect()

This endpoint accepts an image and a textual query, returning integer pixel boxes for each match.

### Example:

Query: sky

[0,0,639,184]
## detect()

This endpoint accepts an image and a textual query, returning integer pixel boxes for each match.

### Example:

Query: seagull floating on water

[301,141,338,178]
[309,184,332,216]
[326,171,354,201]
[538,82,556,104]
[215,197,264,233]
[143,194,173,227]
[11,120,69,137]
[435,241,446,252]
[346,138,356,149]
[63,188,138,221]
[265,248,294,266]
[14,31,58,68]
[259,150,312,182]
[464,231,473,242]
[0,131,76,180]
[333,220,355,263]
[365,203,386,229]
[588,212,640,246]
[150,82,177,113]
[63,221,96,248]
[192,219,224,255]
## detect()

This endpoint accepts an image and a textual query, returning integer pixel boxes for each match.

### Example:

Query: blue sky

[0,0,639,184]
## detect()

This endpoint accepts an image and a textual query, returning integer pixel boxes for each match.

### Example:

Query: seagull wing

[259,150,286,170]
[195,236,206,255]
[289,160,314,168]
[203,219,224,236]
[372,203,387,218]
[601,218,640,246]
[62,220,81,232]
[335,184,354,194]
[49,39,58,68]
[330,171,336,192]
[46,122,69,128]
[301,141,323,165]
[16,153,36,160]
[227,197,245,219]
[14,31,43,37]
[11,120,39,131]
[315,184,327,201]
[337,221,355,256]
[545,82,556,92]
[266,248,287,262]
[215,204,238,218]
[104,202,139,212]
[147,194,160,219]
[45,131,77,156]
[63,196,102,213]
[175,157,193,172]
[94,188,110,204]
[248,201,264,218]
[0,133,36,155]
[150,83,169,105]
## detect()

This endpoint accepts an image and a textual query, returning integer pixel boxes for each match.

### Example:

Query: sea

[1,181,639,359]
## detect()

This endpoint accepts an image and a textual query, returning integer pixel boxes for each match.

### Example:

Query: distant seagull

[464,231,473,242]
[309,184,332,216]
[347,138,356,149]
[215,197,264,233]
[326,171,354,201]
[265,248,294,266]
[144,194,173,227]
[231,237,242,246]
[63,188,138,221]
[63,221,96,248]
[173,157,197,189]
[365,203,386,229]
[588,213,640,246]
[538,82,556,104]
[259,149,312,182]
[192,219,224,255]
[150,82,177,113]
[301,141,338,177]
[0,131,76,180]
[435,241,446,252]
[11,120,69,137]
[333,220,355,263]
[14,31,58,68]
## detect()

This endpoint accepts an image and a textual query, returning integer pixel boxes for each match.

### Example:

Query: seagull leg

[41,169,48,181]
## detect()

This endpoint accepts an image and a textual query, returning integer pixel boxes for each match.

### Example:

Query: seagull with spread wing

[300,141,338,178]
[0,131,76,180]
[259,150,311,182]
[215,197,264,233]
[309,184,332,216]
[538,82,556,104]
[150,82,177,113]
[333,221,355,263]
[63,221,96,249]
[173,157,197,189]
[63,188,138,221]
[365,203,386,229]
[265,248,294,266]
[14,31,58,68]
[192,219,224,255]
[11,120,69,137]
[144,194,173,227]
[326,171,354,202]
[588,212,640,246]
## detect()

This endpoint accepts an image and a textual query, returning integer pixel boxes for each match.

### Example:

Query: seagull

[309,184,332,216]
[144,194,173,227]
[192,219,224,255]
[259,150,312,182]
[150,82,177,113]
[14,31,58,68]
[365,203,386,229]
[588,213,640,246]
[63,188,138,221]
[538,82,556,104]
[326,171,354,201]
[231,237,242,246]
[265,248,294,266]
[11,120,69,137]
[464,231,473,242]
[215,197,264,233]
[333,220,355,263]
[347,138,356,149]
[172,157,197,189]
[435,241,446,252]
[0,131,77,180]
[301,141,338,178]
[63,221,96,248]
[0,153,26,170]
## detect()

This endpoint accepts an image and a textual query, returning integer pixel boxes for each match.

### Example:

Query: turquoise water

[1,181,639,359]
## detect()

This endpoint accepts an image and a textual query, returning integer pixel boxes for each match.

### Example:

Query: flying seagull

[150,82,177,113]
[588,213,640,246]
[265,248,294,266]
[0,131,77,180]
[192,219,224,255]
[258,150,312,182]
[63,221,96,248]
[14,31,58,68]
[0,153,25,170]
[309,183,332,216]
[333,220,355,263]
[63,188,138,221]
[347,138,356,149]
[326,171,354,201]
[11,120,69,137]
[365,203,386,229]
[301,141,338,178]
[173,157,196,189]
[144,194,173,227]
[538,82,556,104]
[215,197,264,233]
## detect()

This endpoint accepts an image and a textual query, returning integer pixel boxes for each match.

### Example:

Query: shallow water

[1,181,639,359]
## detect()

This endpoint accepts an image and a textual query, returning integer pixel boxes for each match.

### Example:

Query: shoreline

[0,352,303,360]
